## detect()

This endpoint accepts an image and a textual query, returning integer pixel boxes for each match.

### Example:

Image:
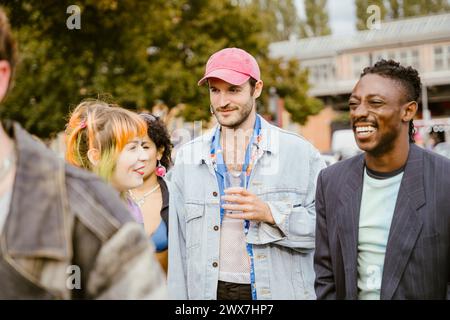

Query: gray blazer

[314,144,450,299]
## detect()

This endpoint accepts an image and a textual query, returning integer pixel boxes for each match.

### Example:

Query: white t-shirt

[357,168,404,300]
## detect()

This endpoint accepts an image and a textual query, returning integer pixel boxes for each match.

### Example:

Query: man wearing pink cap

[168,48,325,300]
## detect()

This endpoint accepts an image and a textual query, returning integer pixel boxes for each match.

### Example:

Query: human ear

[402,101,417,122]
[252,80,264,99]
[87,148,100,166]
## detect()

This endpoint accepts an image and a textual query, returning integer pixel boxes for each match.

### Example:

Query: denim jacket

[167,116,326,300]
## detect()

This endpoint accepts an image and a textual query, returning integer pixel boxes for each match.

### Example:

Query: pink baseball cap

[198,48,261,86]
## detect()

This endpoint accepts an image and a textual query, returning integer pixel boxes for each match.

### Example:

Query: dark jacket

[314,144,450,299]
[0,121,167,299]
[157,176,169,233]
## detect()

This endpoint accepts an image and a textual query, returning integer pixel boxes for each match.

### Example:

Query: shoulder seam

[67,178,122,243]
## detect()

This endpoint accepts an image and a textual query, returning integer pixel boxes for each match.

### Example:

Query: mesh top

[218,215,251,284]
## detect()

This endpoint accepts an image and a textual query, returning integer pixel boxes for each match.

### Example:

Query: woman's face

[110,137,149,192]
[141,135,163,180]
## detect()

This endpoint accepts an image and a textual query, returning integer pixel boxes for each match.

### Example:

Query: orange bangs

[107,108,148,153]
[65,100,148,175]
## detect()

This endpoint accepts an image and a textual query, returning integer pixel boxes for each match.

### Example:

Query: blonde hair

[65,100,147,182]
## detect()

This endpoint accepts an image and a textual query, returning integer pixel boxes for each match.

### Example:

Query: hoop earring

[210,105,214,114]
[155,160,166,177]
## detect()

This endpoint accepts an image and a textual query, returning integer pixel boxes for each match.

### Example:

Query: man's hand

[221,187,275,225]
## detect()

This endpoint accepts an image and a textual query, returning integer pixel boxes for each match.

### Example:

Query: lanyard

[210,115,262,181]
[210,115,262,300]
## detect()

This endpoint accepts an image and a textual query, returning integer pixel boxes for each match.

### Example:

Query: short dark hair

[207,77,257,95]
[0,7,17,91]
[249,77,257,94]
[140,113,173,170]
[360,59,421,143]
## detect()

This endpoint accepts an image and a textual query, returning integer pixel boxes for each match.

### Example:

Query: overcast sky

[295,0,357,36]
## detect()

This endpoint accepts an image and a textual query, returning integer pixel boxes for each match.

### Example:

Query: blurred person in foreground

[314,60,450,299]
[0,7,166,299]
[168,47,325,300]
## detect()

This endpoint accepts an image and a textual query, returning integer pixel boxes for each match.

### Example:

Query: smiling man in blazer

[314,59,450,300]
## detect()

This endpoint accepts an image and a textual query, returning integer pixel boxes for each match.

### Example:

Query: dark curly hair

[139,113,173,170]
[360,59,421,143]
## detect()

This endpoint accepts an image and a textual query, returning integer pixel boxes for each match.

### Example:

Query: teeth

[356,126,376,133]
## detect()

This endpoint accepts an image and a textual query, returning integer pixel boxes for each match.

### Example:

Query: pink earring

[155,160,166,177]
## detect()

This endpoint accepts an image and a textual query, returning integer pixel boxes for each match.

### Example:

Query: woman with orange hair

[65,100,149,219]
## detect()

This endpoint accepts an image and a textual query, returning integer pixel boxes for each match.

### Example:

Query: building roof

[269,13,450,60]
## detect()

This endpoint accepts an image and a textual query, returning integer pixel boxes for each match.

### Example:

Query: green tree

[248,0,300,41]
[388,0,401,18]
[300,0,332,37]
[262,58,322,124]
[1,0,168,137]
[355,0,387,30]
[400,0,450,17]
[356,0,450,30]
[0,0,322,137]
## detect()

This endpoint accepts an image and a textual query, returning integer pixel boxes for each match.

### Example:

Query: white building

[270,13,450,152]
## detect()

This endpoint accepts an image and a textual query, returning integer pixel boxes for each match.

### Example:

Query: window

[411,50,420,70]
[307,62,335,84]
[372,49,421,70]
[447,46,450,69]
[352,54,370,78]
[322,65,328,81]
[434,46,444,70]
[400,51,407,63]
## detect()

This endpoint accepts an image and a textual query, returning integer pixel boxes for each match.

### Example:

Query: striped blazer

[314,144,450,299]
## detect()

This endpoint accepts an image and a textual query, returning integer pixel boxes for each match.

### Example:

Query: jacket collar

[195,114,278,166]
[157,176,169,230]
[2,121,71,261]
[336,153,365,299]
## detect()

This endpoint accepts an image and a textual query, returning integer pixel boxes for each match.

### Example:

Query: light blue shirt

[357,168,404,300]
[167,115,326,300]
